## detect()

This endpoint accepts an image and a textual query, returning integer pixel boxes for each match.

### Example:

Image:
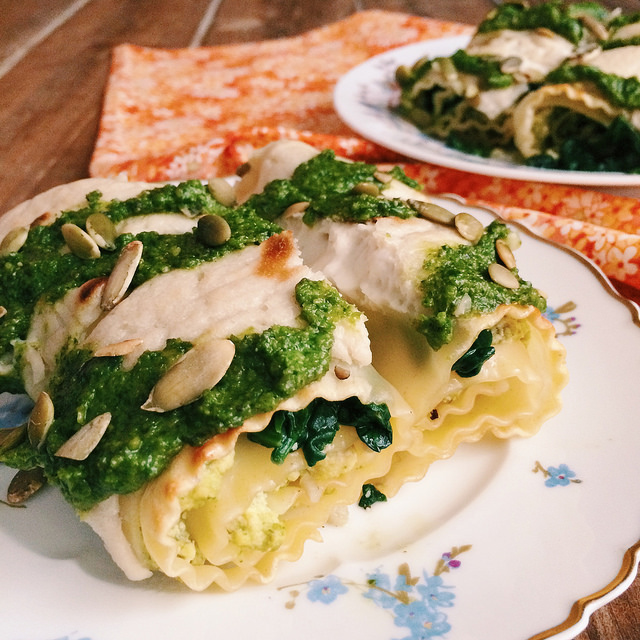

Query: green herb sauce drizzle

[419,221,546,350]
[243,150,419,225]
[450,50,515,90]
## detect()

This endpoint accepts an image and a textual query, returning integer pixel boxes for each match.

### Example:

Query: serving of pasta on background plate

[395,0,640,173]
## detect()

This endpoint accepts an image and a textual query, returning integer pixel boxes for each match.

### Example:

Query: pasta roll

[236,141,568,493]
[513,40,640,169]
[393,2,601,156]
[0,177,415,590]
[394,0,640,171]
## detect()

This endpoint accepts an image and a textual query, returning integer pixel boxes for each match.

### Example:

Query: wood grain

[0,2,638,638]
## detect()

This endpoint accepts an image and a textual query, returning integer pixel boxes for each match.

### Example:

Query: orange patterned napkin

[90,10,640,302]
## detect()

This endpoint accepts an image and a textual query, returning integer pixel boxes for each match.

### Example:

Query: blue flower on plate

[294,546,471,638]
[417,573,456,608]
[394,599,432,633]
[0,392,33,429]
[533,460,582,486]
[364,570,397,609]
[394,602,451,639]
[306,574,348,604]
[545,463,577,487]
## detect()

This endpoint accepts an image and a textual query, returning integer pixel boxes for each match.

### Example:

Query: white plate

[334,37,640,187]
[2,198,640,640]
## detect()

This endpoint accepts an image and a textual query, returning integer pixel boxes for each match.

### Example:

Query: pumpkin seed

[236,162,251,177]
[207,177,236,207]
[579,13,608,40]
[101,240,143,311]
[454,212,484,244]
[395,65,412,85]
[438,56,457,78]
[495,238,517,270]
[283,201,310,217]
[488,262,520,289]
[411,55,431,73]
[54,412,112,460]
[0,226,29,256]
[62,223,101,259]
[500,56,522,74]
[535,27,557,38]
[86,212,117,250]
[6,468,46,505]
[94,338,144,357]
[142,338,235,413]
[197,214,232,247]
[374,171,393,184]
[575,41,600,56]
[27,391,54,449]
[0,424,26,455]
[353,181,380,197]
[464,83,479,99]
[334,365,351,380]
[408,199,455,226]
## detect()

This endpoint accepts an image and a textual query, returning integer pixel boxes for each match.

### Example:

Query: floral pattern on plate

[533,461,582,487]
[283,546,471,639]
[544,301,580,337]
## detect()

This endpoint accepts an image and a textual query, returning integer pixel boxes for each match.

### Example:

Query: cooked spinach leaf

[359,483,388,509]
[249,397,393,466]
[452,329,495,378]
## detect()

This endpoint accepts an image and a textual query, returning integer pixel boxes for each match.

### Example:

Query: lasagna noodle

[75,278,418,591]
[365,304,567,497]
[108,374,415,592]
[398,58,517,146]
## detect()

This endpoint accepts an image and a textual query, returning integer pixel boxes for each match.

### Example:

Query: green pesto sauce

[477,1,592,44]
[546,63,640,110]
[419,220,547,350]
[0,181,279,391]
[450,50,515,90]
[6,278,355,511]
[603,35,640,49]
[243,150,419,225]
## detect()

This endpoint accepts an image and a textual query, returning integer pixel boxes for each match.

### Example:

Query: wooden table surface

[1,1,639,638]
